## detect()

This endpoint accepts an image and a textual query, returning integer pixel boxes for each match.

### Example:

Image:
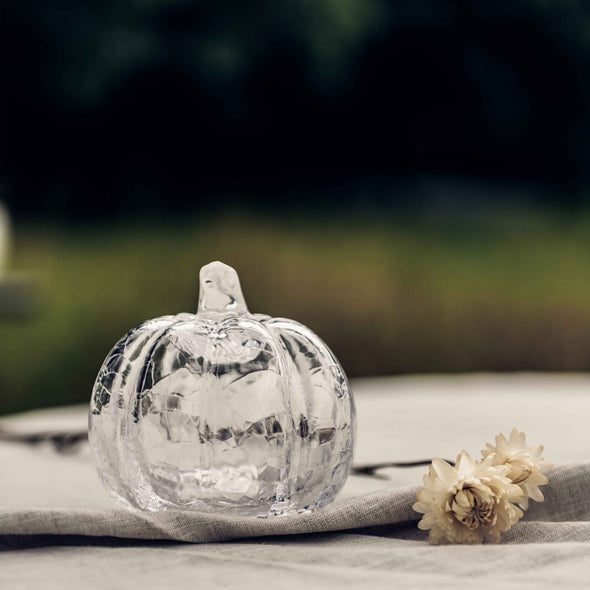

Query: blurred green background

[1,1,589,414]
[3,209,590,415]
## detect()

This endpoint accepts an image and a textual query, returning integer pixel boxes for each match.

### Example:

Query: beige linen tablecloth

[1,374,589,589]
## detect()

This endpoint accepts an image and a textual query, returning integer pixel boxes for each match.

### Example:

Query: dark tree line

[1,0,589,219]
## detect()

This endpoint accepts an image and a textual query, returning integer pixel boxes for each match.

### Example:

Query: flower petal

[432,458,457,485]
[456,450,479,477]
[526,484,545,502]
[495,433,511,455]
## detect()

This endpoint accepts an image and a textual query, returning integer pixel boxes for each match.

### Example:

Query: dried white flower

[413,450,524,544]
[482,428,553,510]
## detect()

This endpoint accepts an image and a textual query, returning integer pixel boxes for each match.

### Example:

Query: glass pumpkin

[89,261,355,516]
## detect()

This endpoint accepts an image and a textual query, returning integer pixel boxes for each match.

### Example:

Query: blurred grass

[2,210,590,415]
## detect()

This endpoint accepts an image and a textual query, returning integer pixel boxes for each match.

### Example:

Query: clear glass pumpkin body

[89,261,355,516]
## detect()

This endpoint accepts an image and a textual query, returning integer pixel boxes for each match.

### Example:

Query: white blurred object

[0,200,10,278]
[0,202,31,318]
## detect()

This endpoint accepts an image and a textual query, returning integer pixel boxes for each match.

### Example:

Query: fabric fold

[1,463,588,544]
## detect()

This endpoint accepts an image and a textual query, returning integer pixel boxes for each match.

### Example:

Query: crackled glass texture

[89,261,355,516]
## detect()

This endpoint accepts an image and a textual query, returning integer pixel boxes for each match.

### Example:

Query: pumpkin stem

[198,261,249,314]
